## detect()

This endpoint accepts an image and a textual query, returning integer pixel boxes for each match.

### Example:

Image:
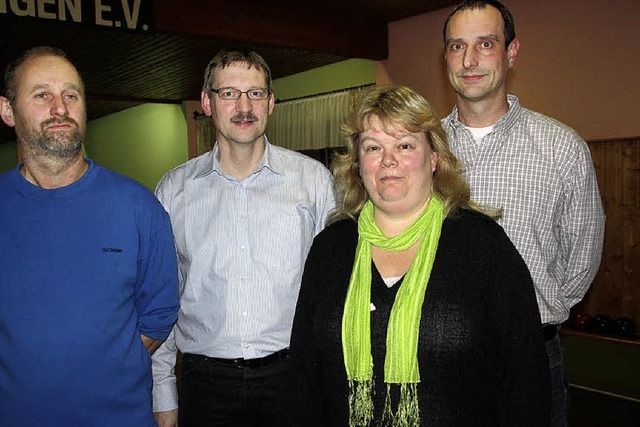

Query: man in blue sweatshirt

[0,46,179,426]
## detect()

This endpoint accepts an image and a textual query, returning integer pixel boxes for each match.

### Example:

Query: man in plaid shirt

[442,1,605,426]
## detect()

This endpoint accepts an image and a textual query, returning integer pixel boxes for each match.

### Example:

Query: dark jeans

[178,352,295,427]
[547,332,569,427]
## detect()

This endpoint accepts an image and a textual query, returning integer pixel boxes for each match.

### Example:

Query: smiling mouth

[461,74,485,81]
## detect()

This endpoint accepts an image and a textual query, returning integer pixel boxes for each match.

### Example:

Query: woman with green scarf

[290,86,550,426]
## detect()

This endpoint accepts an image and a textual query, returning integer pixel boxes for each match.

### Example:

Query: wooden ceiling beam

[155,0,388,60]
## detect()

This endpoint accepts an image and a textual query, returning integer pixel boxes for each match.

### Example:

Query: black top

[290,208,550,426]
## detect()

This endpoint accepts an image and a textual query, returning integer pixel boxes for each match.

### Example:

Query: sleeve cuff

[153,380,179,413]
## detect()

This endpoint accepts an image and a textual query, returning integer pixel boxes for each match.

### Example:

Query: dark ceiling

[0,0,458,144]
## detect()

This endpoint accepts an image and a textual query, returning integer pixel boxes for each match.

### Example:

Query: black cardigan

[290,208,550,426]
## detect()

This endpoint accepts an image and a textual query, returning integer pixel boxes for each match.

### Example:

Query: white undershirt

[466,125,494,143]
[382,276,402,287]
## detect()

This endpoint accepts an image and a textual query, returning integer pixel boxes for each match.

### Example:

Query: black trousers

[178,353,295,427]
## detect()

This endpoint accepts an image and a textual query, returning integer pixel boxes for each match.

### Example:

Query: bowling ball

[571,312,593,331]
[612,317,637,339]
[590,314,614,335]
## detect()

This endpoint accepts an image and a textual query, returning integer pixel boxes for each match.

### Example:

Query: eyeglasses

[210,87,271,101]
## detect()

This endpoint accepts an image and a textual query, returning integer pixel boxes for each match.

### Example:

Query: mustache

[231,112,258,123]
[41,117,79,128]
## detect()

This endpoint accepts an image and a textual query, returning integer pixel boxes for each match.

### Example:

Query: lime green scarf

[342,197,445,426]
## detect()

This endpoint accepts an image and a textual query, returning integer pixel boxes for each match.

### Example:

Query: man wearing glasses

[151,49,337,427]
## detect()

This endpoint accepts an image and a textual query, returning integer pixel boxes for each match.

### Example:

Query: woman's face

[358,116,438,219]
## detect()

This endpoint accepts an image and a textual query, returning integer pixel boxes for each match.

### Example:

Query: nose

[50,95,69,117]
[234,92,253,112]
[381,151,397,167]
[462,48,478,69]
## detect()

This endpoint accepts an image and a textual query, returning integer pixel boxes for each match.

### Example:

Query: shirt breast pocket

[253,205,315,273]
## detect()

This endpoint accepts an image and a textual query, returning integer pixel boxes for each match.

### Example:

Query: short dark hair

[443,0,516,48]
[3,46,78,106]
[202,49,273,94]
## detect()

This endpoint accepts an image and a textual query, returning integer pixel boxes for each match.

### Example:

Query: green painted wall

[84,103,188,191]
[0,141,18,173]
[273,58,376,101]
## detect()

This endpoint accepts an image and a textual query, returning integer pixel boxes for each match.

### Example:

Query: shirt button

[241,245,246,251]
[242,311,248,316]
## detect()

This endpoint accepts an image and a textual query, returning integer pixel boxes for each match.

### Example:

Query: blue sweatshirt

[0,160,179,426]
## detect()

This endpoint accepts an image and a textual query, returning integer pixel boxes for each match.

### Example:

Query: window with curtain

[266,86,370,152]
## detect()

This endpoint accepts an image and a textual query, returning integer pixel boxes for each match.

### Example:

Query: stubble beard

[20,117,86,160]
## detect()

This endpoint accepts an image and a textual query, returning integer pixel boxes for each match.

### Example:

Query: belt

[543,324,559,341]
[184,348,290,369]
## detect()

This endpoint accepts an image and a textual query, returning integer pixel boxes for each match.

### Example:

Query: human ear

[0,97,15,127]
[200,91,213,117]
[267,91,275,115]
[507,38,520,68]
[431,151,439,173]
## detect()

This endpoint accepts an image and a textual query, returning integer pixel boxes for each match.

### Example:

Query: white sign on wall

[0,0,154,32]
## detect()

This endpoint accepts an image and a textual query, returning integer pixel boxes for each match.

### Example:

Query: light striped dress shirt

[443,95,605,326]
[151,139,337,412]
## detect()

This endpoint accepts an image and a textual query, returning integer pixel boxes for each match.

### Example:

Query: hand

[154,409,178,427]
[140,334,164,355]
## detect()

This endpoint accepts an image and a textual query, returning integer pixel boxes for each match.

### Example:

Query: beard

[19,116,85,160]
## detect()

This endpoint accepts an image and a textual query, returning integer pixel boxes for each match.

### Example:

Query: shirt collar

[192,136,284,180]
[446,94,522,134]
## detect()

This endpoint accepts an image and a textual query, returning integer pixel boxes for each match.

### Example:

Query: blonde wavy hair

[330,85,491,223]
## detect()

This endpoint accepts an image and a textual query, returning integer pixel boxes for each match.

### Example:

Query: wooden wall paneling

[584,141,621,317]
[580,139,640,331]
[621,140,639,322]
[607,140,625,317]
[581,141,605,317]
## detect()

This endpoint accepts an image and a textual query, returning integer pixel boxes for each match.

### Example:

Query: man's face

[1,55,86,158]
[201,63,274,147]
[444,6,518,104]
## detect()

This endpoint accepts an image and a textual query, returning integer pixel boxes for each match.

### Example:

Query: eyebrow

[29,82,83,94]
[360,132,415,144]
[446,37,465,45]
[446,34,500,45]
[476,34,500,42]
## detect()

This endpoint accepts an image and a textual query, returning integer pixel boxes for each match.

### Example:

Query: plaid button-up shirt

[443,95,605,325]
